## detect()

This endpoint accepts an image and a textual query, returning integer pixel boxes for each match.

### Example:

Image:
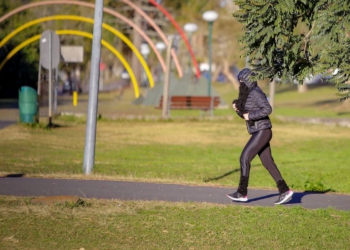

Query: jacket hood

[237,68,257,90]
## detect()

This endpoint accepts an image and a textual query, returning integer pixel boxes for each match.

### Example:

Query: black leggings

[240,129,283,182]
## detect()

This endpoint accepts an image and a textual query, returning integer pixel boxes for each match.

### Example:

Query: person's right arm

[232,101,244,119]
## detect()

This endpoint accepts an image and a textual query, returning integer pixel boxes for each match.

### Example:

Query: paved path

[0,177,349,211]
[0,100,18,129]
[0,120,16,129]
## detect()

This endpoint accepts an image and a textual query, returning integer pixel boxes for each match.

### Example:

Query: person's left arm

[245,90,272,121]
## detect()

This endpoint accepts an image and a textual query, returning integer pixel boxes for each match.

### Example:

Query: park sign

[61,46,84,63]
[40,30,60,70]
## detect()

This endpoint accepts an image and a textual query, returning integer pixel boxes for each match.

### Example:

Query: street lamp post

[202,10,218,97]
[183,23,198,75]
[155,42,166,83]
[140,42,150,87]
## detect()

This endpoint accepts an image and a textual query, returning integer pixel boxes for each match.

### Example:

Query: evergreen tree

[314,0,350,101]
[233,0,350,100]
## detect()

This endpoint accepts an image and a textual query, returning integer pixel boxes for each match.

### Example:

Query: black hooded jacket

[233,68,272,134]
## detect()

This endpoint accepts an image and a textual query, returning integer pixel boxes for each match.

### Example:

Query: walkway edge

[0,177,349,211]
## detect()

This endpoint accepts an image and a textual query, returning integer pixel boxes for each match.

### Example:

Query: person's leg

[227,130,271,201]
[258,130,293,204]
[258,131,290,191]
[240,129,272,178]
[258,142,283,182]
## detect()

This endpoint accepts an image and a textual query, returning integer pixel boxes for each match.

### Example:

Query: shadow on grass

[313,99,338,106]
[205,161,313,184]
[45,122,65,129]
[337,112,350,116]
[0,173,25,178]
[203,168,240,182]
[20,122,68,130]
[203,164,260,183]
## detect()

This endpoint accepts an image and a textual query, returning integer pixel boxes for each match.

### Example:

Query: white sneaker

[274,190,293,205]
[226,192,248,202]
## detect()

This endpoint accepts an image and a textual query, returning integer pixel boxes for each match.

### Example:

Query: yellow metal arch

[0,15,154,88]
[0,30,140,98]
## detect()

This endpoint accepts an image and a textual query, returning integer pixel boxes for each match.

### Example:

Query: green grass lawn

[1,81,350,249]
[1,82,350,193]
[0,197,349,250]
[0,117,349,193]
[216,81,350,117]
[49,80,350,119]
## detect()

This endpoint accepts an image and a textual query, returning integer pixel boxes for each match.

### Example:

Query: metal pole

[208,22,213,96]
[48,31,52,125]
[54,66,58,115]
[188,32,192,75]
[37,59,41,96]
[83,0,104,175]
[162,36,174,118]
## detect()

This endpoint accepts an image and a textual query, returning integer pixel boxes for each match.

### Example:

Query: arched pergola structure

[121,0,185,78]
[148,0,201,78]
[0,0,185,76]
[0,30,141,98]
[0,15,155,90]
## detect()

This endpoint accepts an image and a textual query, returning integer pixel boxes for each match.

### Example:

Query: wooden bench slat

[156,95,220,110]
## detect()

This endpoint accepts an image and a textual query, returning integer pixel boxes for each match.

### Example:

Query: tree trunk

[212,64,222,84]
[298,83,308,93]
[269,79,276,110]
[222,58,239,90]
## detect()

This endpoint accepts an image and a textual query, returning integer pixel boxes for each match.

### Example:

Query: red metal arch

[148,0,200,79]
[0,0,180,76]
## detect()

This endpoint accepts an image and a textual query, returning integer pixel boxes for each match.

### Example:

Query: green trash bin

[19,86,39,124]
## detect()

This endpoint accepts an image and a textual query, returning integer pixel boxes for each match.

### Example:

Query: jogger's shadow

[246,193,279,203]
[244,191,331,204]
[203,169,240,183]
[284,191,331,204]
[203,165,260,183]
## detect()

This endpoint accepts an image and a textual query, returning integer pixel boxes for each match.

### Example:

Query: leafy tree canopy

[233,0,350,100]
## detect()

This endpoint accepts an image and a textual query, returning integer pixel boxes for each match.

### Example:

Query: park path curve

[0,177,349,211]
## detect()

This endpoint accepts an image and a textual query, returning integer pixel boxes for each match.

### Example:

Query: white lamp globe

[184,23,198,33]
[140,43,150,56]
[155,42,166,51]
[202,10,219,22]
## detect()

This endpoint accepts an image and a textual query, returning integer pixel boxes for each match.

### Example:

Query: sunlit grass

[0,196,349,250]
[1,82,350,249]
[1,117,350,193]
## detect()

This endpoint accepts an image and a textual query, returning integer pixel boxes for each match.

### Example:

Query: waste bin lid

[20,86,36,92]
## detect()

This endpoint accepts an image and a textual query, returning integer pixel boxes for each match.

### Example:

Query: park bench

[156,95,220,116]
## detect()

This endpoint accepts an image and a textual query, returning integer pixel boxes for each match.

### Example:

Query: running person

[226,68,293,205]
